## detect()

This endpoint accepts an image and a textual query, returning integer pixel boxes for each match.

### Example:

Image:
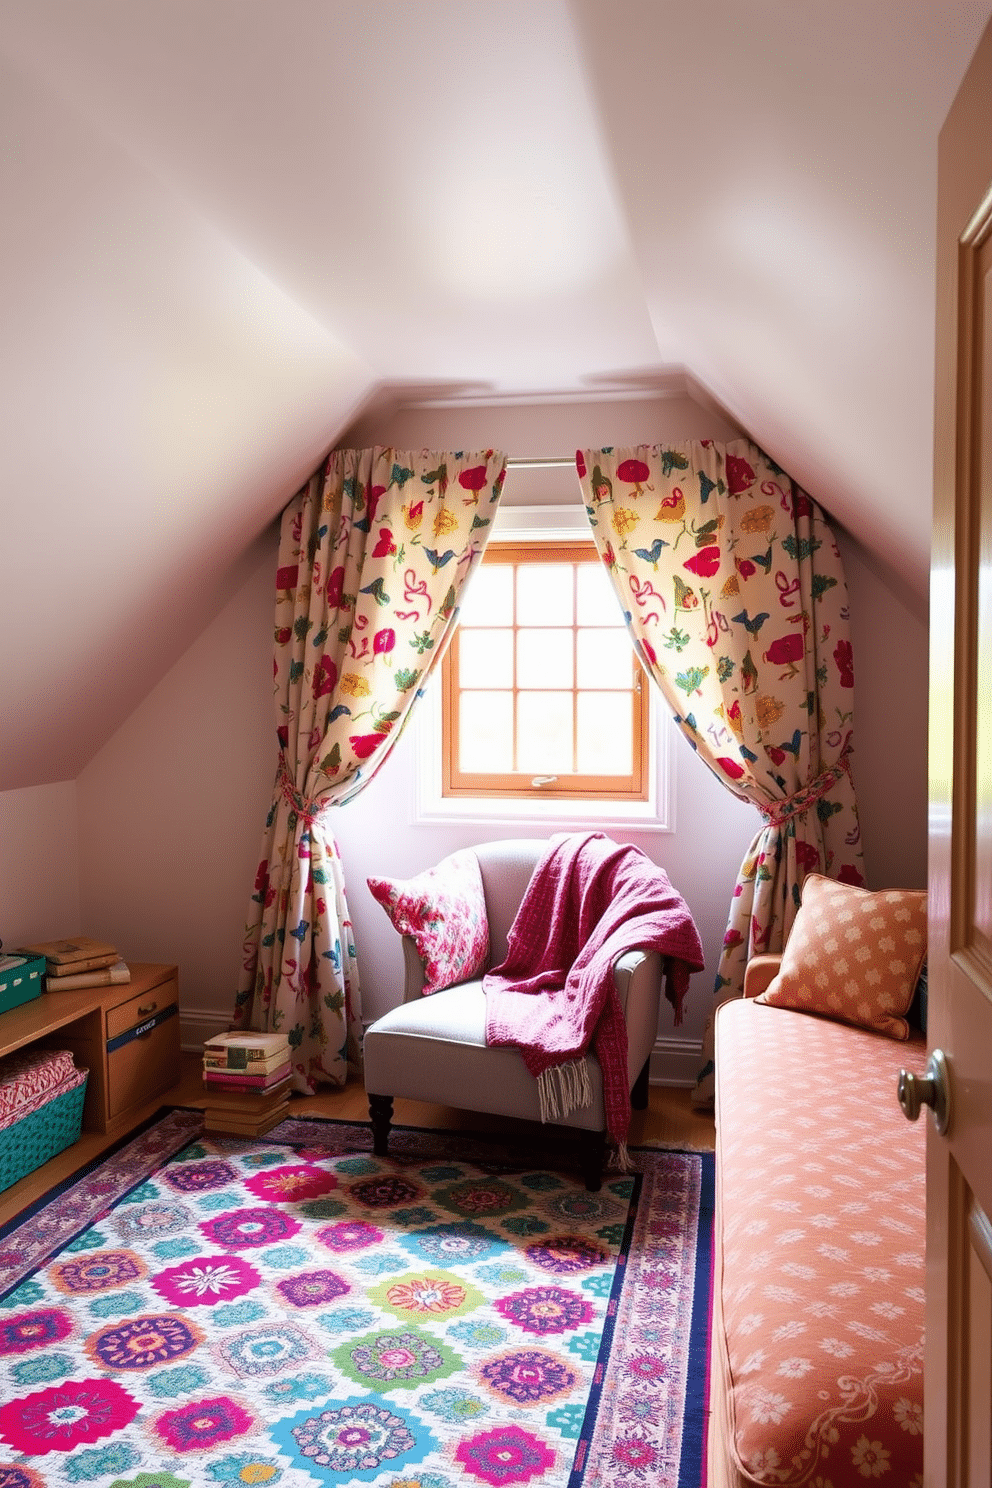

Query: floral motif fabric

[367,848,490,995]
[575,441,864,1105]
[234,447,506,1091]
[0,1119,709,1488]
[714,998,926,1486]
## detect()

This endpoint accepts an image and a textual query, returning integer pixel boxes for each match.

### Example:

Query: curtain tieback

[276,755,331,828]
[758,749,852,829]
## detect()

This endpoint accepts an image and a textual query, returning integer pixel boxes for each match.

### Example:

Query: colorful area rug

[0,1110,713,1488]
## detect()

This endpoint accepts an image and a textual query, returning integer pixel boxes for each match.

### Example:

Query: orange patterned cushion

[756,874,927,1039]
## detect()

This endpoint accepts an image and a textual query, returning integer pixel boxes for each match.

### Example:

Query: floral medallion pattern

[49,1251,147,1297]
[85,1315,203,1372]
[270,1397,435,1481]
[0,1117,709,1488]
[477,1349,578,1407]
[199,1209,301,1251]
[161,1160,239,1194]
[0,1378,139,1456]
[455,1423,556,1486]
[150,1255,261,1309]
[243,1165,337,1204]
[151,1395,254,1454]
[0,1309,73,1356]
[332,1326,460,1394]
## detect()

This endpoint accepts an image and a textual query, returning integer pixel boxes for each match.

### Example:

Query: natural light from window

[416,506,671,830]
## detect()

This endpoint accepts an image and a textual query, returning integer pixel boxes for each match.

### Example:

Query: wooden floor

[0,1050,714,1231]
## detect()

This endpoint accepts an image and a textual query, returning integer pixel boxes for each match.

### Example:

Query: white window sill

[414,684,674,832]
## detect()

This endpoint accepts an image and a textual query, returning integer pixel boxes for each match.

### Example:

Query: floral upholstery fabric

[368,849,490,995]
[713,998,926,1487]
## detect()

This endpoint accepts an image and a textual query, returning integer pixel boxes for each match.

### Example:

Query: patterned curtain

[233,446,507,1090]
[575,440,864,1107]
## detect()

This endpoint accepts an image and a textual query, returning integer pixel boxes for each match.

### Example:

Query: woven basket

[0,1073,88,1194]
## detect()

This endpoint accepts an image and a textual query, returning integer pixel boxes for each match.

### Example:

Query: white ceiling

[1,1,989,788]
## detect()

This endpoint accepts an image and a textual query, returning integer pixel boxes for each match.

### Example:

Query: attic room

[1,3,991,1484]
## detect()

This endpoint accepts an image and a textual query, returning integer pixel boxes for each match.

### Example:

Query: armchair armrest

[613,948,664,1087]
[744,954,782,999]
[401,936,427,1001]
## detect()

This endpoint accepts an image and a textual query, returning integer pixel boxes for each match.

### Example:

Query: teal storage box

[0,956,45,1014]
[0,1049,88,1194]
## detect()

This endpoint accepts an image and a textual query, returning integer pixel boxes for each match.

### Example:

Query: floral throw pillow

[756,874,927,1040]
[367,849,490,995]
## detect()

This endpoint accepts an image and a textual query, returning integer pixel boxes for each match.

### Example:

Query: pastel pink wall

[0,783,80,945]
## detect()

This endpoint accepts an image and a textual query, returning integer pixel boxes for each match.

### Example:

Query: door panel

[930,17,992,1484]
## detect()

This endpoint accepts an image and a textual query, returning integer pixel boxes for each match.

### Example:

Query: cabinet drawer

[106,1010,180,1119]
[106,977,178,1041]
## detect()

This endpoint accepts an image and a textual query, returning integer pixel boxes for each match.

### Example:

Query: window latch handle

[531,775,558,788]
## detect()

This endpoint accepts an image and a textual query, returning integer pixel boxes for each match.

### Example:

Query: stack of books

[201,1032,293,1136]
[19,936,130,991]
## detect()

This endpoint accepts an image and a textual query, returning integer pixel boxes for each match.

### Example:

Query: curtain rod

[505,456,576,470]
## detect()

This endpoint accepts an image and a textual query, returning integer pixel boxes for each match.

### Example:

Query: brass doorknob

[898,1048,951,1135]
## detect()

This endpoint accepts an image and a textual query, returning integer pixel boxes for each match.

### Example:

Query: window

[441,540,649,802]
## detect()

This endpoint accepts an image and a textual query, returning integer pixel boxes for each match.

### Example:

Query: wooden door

[929,16,992,1484]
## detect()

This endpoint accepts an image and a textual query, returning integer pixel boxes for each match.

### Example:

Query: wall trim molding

[180,1008,233,1051]
[649,1035,704,1090]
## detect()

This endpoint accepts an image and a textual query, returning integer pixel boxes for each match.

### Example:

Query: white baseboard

[648,1035,704,1089]
[179,1007,235,1052]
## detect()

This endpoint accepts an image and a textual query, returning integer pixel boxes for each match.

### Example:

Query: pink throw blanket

[484,833,705,1149]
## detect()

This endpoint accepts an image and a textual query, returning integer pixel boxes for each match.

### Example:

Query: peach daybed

[708,876,928,1488]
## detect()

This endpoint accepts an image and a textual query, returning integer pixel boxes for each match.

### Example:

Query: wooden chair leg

[369,1093,394,1156]
[631,1055,651,1111]
[580,1128,606,1191]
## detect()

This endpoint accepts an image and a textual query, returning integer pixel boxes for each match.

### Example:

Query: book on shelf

[202,1031,291,1066]
[18,936,118,967]
[203,1062,292,1092]
[203,1046,289,1075]
[46,959,130,992]
[46,950,120,978]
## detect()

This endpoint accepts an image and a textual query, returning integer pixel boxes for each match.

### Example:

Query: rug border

[0,1102,205,1244]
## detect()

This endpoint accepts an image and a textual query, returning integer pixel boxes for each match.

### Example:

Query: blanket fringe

[536,1058,593,1125]
[610,1140,633,1174]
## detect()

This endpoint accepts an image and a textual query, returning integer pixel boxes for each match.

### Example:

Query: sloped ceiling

[1,1,989,789]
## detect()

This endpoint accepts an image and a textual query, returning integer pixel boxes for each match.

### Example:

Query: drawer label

[106,1001,178,1054]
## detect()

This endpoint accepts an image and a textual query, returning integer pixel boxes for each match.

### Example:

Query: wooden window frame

[441,540,650,802]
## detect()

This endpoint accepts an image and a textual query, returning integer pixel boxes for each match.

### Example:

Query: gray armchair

[362,838,666,1189]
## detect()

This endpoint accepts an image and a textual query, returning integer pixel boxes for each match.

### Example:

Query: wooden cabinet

[0,963,180,1139]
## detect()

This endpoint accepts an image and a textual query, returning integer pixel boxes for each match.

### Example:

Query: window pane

[517,692,574,773]
[577,563,623,626]
[517,628,573,689]
[577,629,633,689]
[459,629,513,688]
[577,692,633,774]
[517,564,573,625]
[460,563,513,626]
[460,692,514,771]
